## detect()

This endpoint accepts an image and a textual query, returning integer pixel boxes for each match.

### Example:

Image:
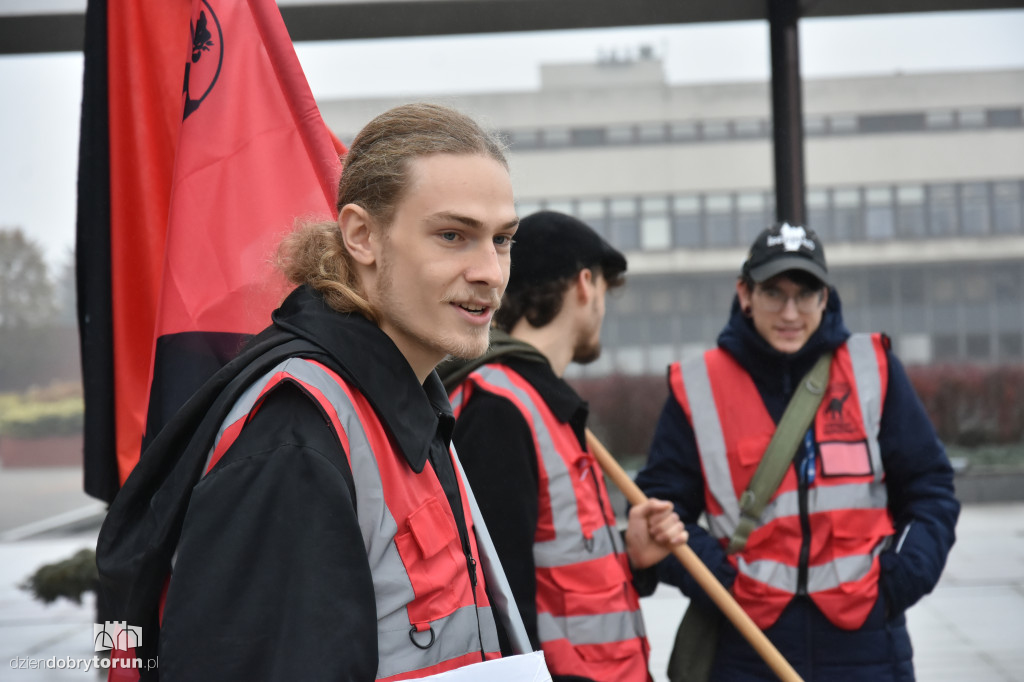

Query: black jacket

[636,289,960,681]
[96,285,470,680]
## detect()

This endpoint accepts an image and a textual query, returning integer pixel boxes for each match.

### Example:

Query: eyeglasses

[753,285,824,314]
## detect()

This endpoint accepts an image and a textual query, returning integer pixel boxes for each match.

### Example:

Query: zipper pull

[466,554,478,587]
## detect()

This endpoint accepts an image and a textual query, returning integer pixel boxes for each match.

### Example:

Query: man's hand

[625,498,688,570]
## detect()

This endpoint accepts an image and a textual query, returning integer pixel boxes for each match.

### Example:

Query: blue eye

[440,232,458,242]
[494,235,515,247]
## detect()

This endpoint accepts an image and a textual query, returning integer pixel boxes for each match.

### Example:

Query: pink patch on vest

[819,441,872,476]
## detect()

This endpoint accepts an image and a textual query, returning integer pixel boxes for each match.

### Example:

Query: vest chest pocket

[394,497,465,627]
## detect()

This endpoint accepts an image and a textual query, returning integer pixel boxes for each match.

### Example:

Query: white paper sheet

[407,651,551,681]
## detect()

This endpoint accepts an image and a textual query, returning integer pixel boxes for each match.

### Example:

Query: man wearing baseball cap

[440,211,687,682]
[636,221,960,681]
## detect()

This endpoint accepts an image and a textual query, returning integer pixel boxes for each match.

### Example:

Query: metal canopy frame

[3,0,1022,225]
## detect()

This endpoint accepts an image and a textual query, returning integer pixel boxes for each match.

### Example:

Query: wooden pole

[586,429,804,682]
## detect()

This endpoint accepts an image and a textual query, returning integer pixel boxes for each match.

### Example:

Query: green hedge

[0,396,84,439]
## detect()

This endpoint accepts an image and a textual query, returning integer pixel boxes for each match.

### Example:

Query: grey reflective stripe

[208,358,497,681]
[707,479,889,532]
[682,357,740,535]
[537,607,647,646]
[847,334,885,483]
[378,605,498,679]
[471,366,620,569]
[741,540,887,593]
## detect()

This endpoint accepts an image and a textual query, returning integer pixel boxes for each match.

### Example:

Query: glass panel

[734,119,763,138]
[858,113,926,133]
[925,110,955,129]
[650,315,674,343]
[865,187,894,240]
[997,332,1023,360]
[702,120,729,140]
[672,195,702,247]
[899,270,925,304]
[577,199,606,219]
[867,274,891,304]
[896,185,926,237]
[576,198,607,236]
[993,182,1023,234]
[933,334,960,361]
[641,216,671,250]
[928,184,958,236]
[641,196,670,215]
[670,121,698,141]
[804,115,826,136]
[830,114,857,134]
[960,183,990,235]
[610,198,639,250]
[509,128,540,149]
[737,192,767,245]
[543,128,571,147]
[958,109,986,128]
[986,107,1022,128]
[705,194,734,246]
[637,122,666,143]
[833,188,861,241]
[607,125,634,145]
[808,189,830,237]
[571,127,605,146]
[965,334,991,361]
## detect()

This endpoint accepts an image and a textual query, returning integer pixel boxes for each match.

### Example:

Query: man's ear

[338,204,376,266]
[736,278,753,313]
[574,268,595,304]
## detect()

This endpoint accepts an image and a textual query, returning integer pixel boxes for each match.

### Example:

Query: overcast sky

[1,9,1023,270]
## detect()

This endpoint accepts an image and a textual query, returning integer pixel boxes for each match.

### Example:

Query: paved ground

[2,466,1022,681]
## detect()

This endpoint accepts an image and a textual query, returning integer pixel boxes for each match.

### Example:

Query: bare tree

[0,227,56,330]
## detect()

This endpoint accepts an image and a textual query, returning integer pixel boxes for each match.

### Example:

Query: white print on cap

[766,222,816,252]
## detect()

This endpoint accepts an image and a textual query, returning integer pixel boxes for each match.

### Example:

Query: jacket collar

[271,285,452,473]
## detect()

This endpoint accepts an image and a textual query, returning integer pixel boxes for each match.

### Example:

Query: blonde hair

[277,103,508,321]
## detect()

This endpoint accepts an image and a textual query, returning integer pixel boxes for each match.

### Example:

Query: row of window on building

[568,328,1024,378]
[517,179,1024,252]
[564,261,1024,377]
[503,106,1023,150]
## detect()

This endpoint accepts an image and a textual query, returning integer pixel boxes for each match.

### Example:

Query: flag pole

[586,429,804,682]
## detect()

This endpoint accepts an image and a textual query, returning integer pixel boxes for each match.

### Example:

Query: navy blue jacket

[635,289,960,681]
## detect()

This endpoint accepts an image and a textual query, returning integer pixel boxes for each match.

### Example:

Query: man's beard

[572,339,602,365]
[376,253,499,361]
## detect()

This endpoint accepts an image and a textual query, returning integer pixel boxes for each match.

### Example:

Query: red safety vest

[670,334,895,631]
[452,364,651,682]
[109,357,502,682]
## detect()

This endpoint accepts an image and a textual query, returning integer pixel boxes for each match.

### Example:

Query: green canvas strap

[726,352,833,555]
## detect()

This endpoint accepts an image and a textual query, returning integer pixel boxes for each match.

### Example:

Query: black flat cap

[506,211,627,295]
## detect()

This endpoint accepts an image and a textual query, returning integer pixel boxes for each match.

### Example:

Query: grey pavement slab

[1,470,1021,681]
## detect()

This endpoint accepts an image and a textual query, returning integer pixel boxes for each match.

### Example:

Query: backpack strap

[727,352,833,555]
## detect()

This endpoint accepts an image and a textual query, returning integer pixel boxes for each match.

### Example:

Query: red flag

[78,0,190,503]
[78,0,343,501]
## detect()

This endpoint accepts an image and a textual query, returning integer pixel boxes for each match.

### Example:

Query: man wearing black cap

[636,222,960,681]
[440,211,687,682]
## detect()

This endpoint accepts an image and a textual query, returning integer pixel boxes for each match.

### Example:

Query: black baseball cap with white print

[742,222,829,285]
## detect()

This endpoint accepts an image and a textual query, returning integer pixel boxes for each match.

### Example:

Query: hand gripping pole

[586,429,803,682]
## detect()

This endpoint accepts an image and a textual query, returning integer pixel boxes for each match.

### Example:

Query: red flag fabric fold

[79,0,343,497]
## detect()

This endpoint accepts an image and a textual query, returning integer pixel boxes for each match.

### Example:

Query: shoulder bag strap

[726,352,833,555]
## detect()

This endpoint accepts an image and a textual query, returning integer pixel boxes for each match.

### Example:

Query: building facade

[319,58,1024,376]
